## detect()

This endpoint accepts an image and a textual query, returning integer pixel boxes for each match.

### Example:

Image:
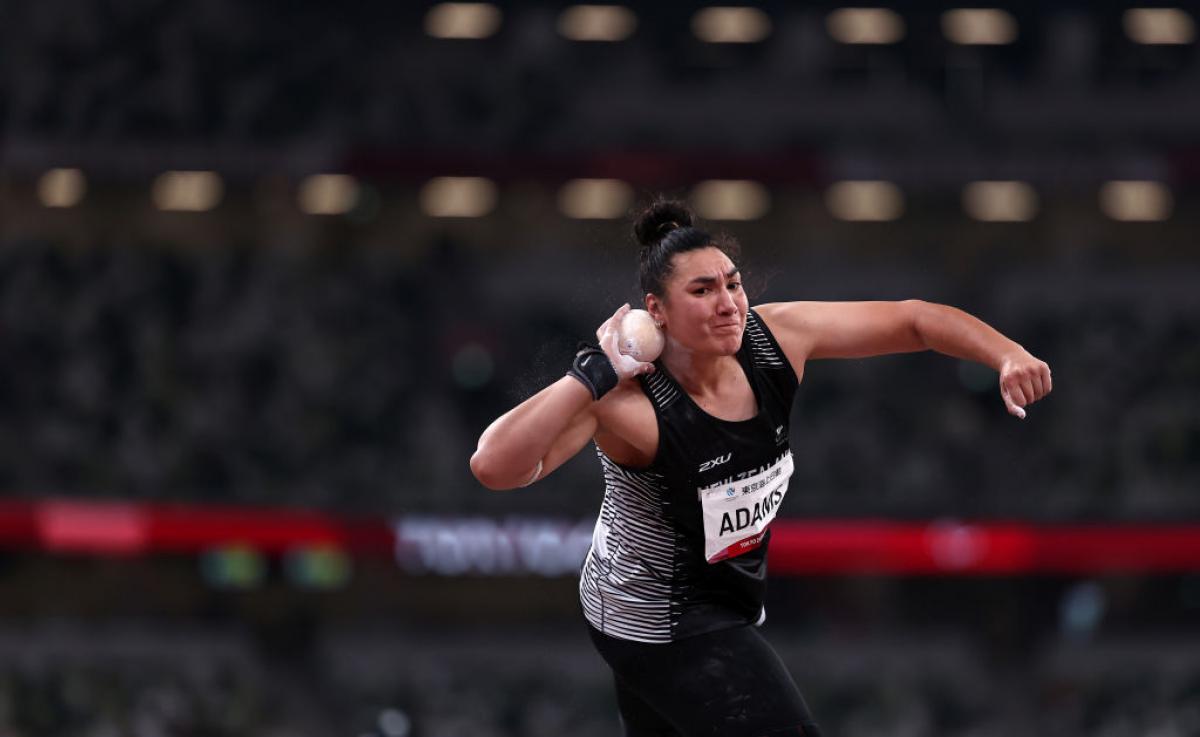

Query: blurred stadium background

[2,1,1200,735]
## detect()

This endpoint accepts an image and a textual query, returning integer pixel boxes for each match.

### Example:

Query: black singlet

[579,308,799,643]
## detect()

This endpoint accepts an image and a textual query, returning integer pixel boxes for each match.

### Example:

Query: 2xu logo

[698,453,732,473]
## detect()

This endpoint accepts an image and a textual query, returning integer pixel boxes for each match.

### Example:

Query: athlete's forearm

[470,376,594,490]
[912,301,1027,370]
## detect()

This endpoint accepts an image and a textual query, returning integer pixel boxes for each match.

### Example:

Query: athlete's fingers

[1037,368,1051,399]
[609,350,650,379]
[627,357,655,377]
[1003,376,1029,407]
[597,303,631,342]
[1031,361,1052,402]
[1001,384,1026,420]
[612,349,654,378]
[596,305,652,380]
[998,351,1051,418]
[600,318,621,356]
[610,303,631,328]
[1019,377,1036,406]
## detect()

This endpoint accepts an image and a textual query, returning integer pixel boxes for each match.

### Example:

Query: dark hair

[633,199,741,296]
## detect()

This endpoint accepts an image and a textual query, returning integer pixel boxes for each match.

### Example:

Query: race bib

[698,451,794,563]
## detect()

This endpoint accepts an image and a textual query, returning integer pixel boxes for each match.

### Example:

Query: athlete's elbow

[903,299,933,350]
[469,447,516,491]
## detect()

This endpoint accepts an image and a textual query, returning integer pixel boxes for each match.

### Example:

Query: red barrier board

[1,499,1199,574]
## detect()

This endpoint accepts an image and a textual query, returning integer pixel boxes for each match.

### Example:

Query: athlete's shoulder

[751,301,814,330]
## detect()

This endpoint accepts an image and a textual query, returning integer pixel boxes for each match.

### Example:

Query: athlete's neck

[661,343,741,397]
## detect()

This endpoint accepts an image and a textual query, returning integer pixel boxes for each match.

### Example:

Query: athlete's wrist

[567,344,619,401]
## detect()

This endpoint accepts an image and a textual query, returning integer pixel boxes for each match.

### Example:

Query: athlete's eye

[727,281,741,291]
[692,287,710,296]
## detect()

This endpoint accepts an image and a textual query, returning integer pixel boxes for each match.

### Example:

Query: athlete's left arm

[755,300,1051,418]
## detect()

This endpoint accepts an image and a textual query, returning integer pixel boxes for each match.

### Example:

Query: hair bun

[633,200,695,248]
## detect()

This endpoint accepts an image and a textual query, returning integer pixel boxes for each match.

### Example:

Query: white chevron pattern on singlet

[744,311,785,367]
[642,370,680,408]
[579,450,679,643]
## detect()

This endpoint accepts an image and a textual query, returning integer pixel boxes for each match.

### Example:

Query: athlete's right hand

[597,304,656,381]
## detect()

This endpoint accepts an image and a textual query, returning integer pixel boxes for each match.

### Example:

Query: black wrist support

[567,344,619,401]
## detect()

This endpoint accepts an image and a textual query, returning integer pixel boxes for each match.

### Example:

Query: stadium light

[151,171,223,212]
[1099,181,1173,222]
[1123,8,1195,45]
[558,178,633,219]
[420,177,498,218]
[37,168,86,208]
[825,181,904,221]
[942,8,1018,45]
[692,7,772,44]
[963,181,1039,222]
[558,5,637,42]
[826,8,906,45]
[425,3,502,39]
[691,180,770,221]
[298,174,360,215]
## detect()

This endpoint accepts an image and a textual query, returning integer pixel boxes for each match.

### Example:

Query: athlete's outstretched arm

[756,300,1051,418]
[471,304,654,490]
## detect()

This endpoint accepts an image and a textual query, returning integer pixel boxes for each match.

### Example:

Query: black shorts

[588,623,823,737]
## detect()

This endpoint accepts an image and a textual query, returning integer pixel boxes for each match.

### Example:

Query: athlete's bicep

[536,406,599,481]
[756,300,925,361]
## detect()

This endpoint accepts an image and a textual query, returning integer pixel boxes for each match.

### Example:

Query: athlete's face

[647,247,748,357]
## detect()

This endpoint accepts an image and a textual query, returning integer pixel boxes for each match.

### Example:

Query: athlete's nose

[716,285,737,314]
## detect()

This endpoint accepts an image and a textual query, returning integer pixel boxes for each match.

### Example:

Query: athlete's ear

[644,293,665,329]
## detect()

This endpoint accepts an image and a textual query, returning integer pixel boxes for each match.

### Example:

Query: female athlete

[470,199,1052,737]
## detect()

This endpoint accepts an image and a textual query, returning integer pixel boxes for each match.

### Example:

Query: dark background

[1,2,1199,735]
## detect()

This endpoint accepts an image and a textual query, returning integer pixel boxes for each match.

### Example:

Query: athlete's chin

[711,335,743,355]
